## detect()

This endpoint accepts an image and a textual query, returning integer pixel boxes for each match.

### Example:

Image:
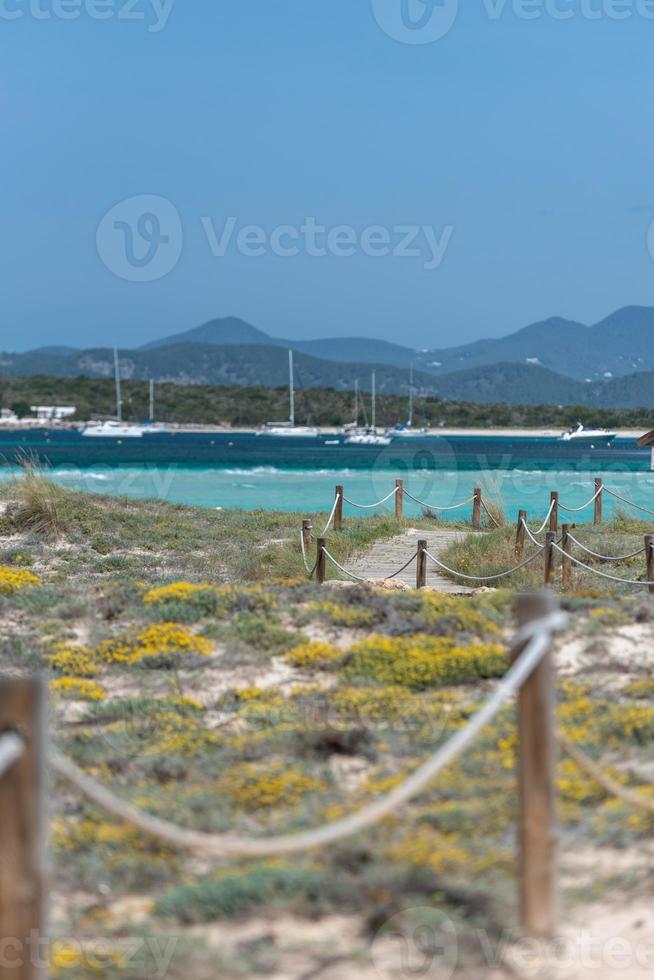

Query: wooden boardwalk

[345,527,474,594]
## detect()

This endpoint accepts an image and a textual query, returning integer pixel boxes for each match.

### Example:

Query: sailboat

[344,372,391,446]
[143,379,169,435]
[82,348,146,438]
[388,365,428,437]
[258,350,320,438]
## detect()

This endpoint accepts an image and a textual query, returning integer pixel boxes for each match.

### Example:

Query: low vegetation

[0,472,653,977]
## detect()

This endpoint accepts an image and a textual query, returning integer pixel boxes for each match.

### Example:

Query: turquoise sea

[0,429,652,523]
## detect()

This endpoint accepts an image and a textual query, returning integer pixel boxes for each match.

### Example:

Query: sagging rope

[0,732,23,779]
[342,487,399,510]
[565,532,646,563]
[402,489,475,512]
[320,495,341,536]
[558,487,602,514]
[322,547,418,583]
[300,527,313,573]
[423,547,544,583]
[480,497,501,528]
[604,487,654,518]
[558,735,654,816]
[49,611,565,859]
[551,541,654,586]
[520,518,545,550]
[532,499,556,535]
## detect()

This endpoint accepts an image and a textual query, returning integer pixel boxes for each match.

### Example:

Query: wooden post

[646,535,654,596]
[594,478,603,525]
[0,678,46,980]
[472,488,482,530]
[416,539,427,589]
[334,486,344,530]
[395,479,404,520]
[543,532,555,586]
[316,538,326,585]
[549,492,559,533]
[515,510,527,559]
[561,524,572,589]
[513,593,558,938]
[302,519,312,555]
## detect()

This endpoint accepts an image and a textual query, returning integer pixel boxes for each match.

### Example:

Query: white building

[30,406,77,421]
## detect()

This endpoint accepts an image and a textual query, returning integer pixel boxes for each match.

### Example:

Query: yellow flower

[97,623,213,664]
[0,566,42,594]
[286,641,343,670]
[47,643,99,678]
[143,581,213,604]
[50,678,105,701]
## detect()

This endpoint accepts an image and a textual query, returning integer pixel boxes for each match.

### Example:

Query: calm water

[0,429,652,522]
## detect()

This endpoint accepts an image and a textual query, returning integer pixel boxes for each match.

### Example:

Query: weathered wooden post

[549,492,559,533]
[472,488,482,530]
[395,479,404,520]
[513,593,558,938]
[561,524,572,589]
[302,519,312,555]
[316,538,326,585]
[543,532,555,586]
[515,510,527,559]
[594,478,603,525]
[334,486,344,530]
[0,678,46,980]
[416,539,427,589]
[646,535,654,596]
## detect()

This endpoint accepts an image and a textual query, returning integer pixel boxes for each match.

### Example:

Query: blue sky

[2,0,654,350]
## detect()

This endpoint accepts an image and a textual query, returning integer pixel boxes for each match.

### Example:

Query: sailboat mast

[149,379,154,424]
[288,349,295,427]
[354,379,359,426]
[113,347,122,423]
[408,364,414,427]
[371,371,376,430]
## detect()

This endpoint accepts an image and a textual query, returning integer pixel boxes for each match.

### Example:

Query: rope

[300,527,312,573]
[320,495,341,535]
[565,532,646,563]
[604,488,654,518]
[480,497,501,528]
[49,612,565,859]
[520,518,545,550]
[321,548,370,582]
[423,547,544,583]
[551,542,654,586]
[342,487,399,510]
[558,735,654,816]
[402,489,475,512]
[0,733,24,778]
[386,552,418,580]
[532,500,555,535]
[558,487,602,514]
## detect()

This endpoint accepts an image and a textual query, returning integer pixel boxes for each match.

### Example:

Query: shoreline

[0,423,646,439]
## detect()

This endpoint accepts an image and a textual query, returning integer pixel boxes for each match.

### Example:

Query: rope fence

[301,476,654,591]
[4,597,654,946]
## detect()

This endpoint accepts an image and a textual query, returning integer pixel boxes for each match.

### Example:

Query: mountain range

[3,306,654,408]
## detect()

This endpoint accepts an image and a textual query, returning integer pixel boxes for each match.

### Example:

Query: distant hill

[133,306,654,381]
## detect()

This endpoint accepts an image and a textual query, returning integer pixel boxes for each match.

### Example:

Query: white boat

[257,351,320,438]
[345,430,392,446]
[83,349,148,438]
[83,420,145,438]
[344,371,392,445]
[387,366,428,437]
[560,422,616,444]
